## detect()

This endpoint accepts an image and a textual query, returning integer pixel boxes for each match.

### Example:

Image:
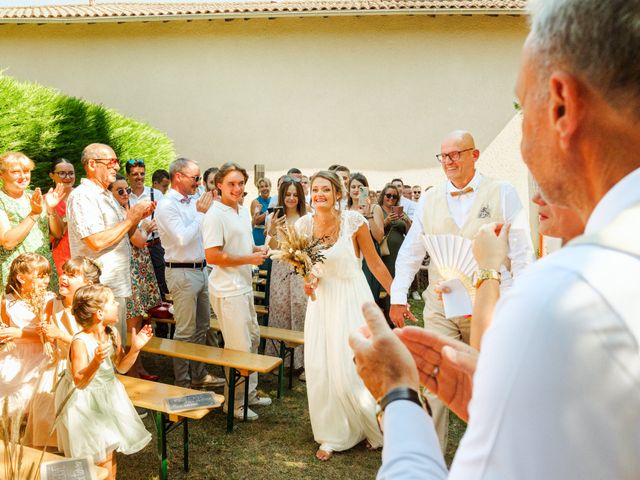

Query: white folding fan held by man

[422,234,478,318]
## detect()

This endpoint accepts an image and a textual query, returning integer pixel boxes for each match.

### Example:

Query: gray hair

[169,157,196,180]
[527,0,640,113]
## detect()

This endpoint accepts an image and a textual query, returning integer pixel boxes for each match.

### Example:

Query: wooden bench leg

[227,368,236,433]
[154,411,169,480]
[243,373,249,422]
[183,418,189,472]
[277,341,286,399]
[288,346,295,390]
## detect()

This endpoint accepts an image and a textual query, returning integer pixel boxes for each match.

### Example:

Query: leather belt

[165,261,206,269]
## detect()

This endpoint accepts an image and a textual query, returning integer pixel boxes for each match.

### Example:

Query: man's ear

[549,72,581,150]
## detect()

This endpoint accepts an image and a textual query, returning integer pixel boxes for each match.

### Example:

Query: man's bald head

[441,130,475,150]
[81,143,116,165]
[439,130,479,189]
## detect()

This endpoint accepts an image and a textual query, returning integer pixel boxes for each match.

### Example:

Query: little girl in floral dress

[55,284,152,480]
[0,253,55,417]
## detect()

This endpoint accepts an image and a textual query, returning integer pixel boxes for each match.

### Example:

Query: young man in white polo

[203,162,271,420]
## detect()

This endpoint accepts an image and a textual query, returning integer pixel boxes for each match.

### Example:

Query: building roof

[0,1,527,24]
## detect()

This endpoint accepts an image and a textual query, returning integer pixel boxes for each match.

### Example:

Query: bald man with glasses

[66,143,155,341]
[389,130,533,451]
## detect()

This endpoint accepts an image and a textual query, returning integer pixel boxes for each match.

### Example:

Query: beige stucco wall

[0,14,528,192]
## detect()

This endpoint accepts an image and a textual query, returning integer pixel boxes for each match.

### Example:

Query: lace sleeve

[343,210,368,238]
[294,213,314,237]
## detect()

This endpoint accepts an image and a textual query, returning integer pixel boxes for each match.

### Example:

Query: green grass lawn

[118,298,465,479]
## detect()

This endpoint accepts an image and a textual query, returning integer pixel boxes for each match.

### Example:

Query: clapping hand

[37,321,61,342]
[128,200,155,223]
[349,302,420,400]
[473,223,510,270]
[395,326,477,422]
[30,188,44,216]
[130,324,153,353]
[92,342,110,365]
[44,183,65,212]
[196,191,214,214]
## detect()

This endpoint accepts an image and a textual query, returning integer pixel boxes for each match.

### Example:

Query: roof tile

[0,1,526,22]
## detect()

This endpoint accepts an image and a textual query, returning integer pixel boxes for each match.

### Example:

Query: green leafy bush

[0,73,174,188]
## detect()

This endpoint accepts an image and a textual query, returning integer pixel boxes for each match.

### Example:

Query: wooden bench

[0,443,108,479]
[209,319,304,397]
[119,375,223,480]
[130,336,282,433]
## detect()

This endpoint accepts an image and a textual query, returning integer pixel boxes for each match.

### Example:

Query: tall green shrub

[0,74,175,188]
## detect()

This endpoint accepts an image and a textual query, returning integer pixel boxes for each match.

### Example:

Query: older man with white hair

[350,0,640,478]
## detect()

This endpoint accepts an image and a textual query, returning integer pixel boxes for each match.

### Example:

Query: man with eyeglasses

[155,157,224,389]
[126,159,169,313]
[66,143,155,341]
[389,130,533,451]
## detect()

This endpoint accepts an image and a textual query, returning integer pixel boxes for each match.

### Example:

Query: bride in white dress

[296,170,393,461]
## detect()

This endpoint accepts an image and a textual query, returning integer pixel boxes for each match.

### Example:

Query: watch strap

[378,387,422,412]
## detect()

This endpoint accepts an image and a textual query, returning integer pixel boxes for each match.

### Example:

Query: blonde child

[0,253,55,417]
[25,256,102,448]
[55,284,152,479]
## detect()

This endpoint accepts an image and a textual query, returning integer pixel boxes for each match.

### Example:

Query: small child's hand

[130,324,153,352]
[93,343,109,365]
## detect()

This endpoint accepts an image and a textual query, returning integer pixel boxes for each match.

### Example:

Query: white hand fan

[422,234,477,294]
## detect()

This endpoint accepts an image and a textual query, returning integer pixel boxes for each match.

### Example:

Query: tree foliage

[0,73,175,188]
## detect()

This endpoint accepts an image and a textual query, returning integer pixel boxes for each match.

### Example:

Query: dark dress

[381,210,409,278]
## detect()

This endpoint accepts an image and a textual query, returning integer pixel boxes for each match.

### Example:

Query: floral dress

[0,189,58,291]
[126,244,161,317]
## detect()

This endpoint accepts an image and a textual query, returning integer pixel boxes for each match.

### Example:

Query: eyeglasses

[93,158,119,168]
[180,172,201,182]
[385,193,399,200]
[435,148,474,164]
[53,171,75,179]
[116,187,131,196]
[126,159,145,167]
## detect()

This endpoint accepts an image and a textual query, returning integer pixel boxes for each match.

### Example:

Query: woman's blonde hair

[5,253,51,295]
[257,177,271,189]
[0,152,35,173]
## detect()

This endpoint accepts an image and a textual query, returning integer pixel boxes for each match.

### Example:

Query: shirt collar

[167,189,189,202]
[446,171,482,193]
[80,177,107,193]
[585,167,640,234]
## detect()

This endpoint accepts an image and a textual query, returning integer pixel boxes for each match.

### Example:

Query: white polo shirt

[202,201,254,298]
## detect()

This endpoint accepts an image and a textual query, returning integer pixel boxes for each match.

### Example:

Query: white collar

[585,167,640,234]
[446,171,482,194]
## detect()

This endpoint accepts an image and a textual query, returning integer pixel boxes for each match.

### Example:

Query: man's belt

[147,238,161,247]
[165,261,206,269]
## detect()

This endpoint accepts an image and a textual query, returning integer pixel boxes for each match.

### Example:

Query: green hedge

[0,73,175,188]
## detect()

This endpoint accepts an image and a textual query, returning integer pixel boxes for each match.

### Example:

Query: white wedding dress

[296,210,383,452]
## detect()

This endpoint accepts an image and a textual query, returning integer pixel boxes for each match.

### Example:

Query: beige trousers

[210,292,260,408]
[422,290,470,453]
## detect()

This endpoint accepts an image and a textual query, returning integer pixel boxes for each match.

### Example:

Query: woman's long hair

[276,176,306,218]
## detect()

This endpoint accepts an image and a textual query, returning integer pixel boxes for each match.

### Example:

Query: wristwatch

[473,268,501,289]
[375,387,428,432]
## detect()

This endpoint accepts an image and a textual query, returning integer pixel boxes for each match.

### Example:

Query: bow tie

[180,196,191,204]
[450,187,474,198]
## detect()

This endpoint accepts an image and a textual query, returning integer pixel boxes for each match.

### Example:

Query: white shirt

[129,186,163,240]
[390,172,533,304]
[155,189,205,263]
[202,201,254,298]
[399,196,418,219]
[66,178,132,298]
[379,167,640,480]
